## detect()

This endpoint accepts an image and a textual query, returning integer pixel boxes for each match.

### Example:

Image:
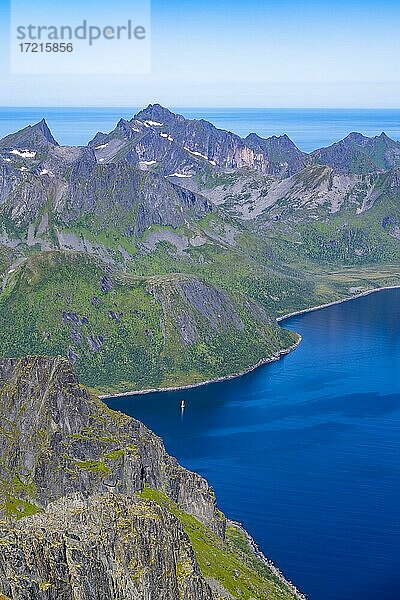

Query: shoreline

[276,284,400,322]
[99,336,302,399]
[100,284,400,400]
[228,519,306,599]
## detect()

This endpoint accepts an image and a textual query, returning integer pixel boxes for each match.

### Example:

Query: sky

[0,0,399,107]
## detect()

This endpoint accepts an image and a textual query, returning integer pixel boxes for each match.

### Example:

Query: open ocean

[1,107,400,151]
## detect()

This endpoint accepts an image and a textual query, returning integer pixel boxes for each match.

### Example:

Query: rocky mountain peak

[116,117,142,138]
[34,118,59,145]
[84,106,310,178]
[117,117,130,128]
[376,131,398,146]
[245,131,307,176]
[134,103,184,125]
[0,118,59,149]
[245,132,262,143]
[344,132,368,144]
[245,131,302,150]
[311,130,400,174]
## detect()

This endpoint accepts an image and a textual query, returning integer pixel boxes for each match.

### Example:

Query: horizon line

[1,105,400,111]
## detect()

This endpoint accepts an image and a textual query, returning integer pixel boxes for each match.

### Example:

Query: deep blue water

[106,289,400,600]
[1,107,400,151]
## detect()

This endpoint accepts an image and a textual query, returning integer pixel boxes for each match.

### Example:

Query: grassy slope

[0,249,295,394]
[141,488,300,600]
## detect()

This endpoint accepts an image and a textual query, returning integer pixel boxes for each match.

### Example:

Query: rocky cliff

[0,356,223,534]
[89,104,307,178]
[0,493,214,600]
[311,131,400,174]
[0,128,212,235]
[0,356,302,600]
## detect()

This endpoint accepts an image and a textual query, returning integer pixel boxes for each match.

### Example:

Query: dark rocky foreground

[0,356,302,600]
[0,493,214,600]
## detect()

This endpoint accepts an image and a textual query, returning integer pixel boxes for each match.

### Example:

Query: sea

[1,107,400,151]
[106,289,400,600]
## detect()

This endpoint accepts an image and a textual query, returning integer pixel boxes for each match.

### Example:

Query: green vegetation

[0,206,398,394]
[296,203,400,265]
[3,494,42,520]
[0,247,297,393]
[141,488,298,600]
[72,459,112,476]
[263,174,400,267]
[102,448,126,460]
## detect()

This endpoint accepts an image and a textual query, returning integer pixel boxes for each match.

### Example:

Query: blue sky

[0,0,399,107]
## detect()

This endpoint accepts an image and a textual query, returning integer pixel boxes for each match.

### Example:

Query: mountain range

[0,104,399,393]
[0,105,399,600]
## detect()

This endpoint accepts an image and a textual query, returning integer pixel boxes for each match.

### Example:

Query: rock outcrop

[0,139,212,234]
[0,493,213,600]
[0,119,59,150]
[0,356,224,535]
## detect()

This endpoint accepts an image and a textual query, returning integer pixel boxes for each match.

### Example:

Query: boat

[180,400,185,410]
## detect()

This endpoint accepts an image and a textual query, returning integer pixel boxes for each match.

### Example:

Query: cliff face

[116,104,307,177]
[0,356,224,535]
[0,356,219,599]
[0,142,212,234]
[0,356,302,600]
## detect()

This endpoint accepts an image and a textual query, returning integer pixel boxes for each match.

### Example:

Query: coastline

[228,519,306,600]
[100,284,400,400]
[99,336,302,399]
[276,284,400,322]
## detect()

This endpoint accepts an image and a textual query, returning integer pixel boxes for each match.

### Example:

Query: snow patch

[10,149,36,158]
[144,120,163,127]
[40,169,54,176]
[139,160,157,166]
[167,172,193,178]
[184,147,215,164]
[95,143,108,150]
[160,133,174,141]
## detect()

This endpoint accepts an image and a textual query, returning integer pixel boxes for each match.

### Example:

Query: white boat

[180,400,185,410]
